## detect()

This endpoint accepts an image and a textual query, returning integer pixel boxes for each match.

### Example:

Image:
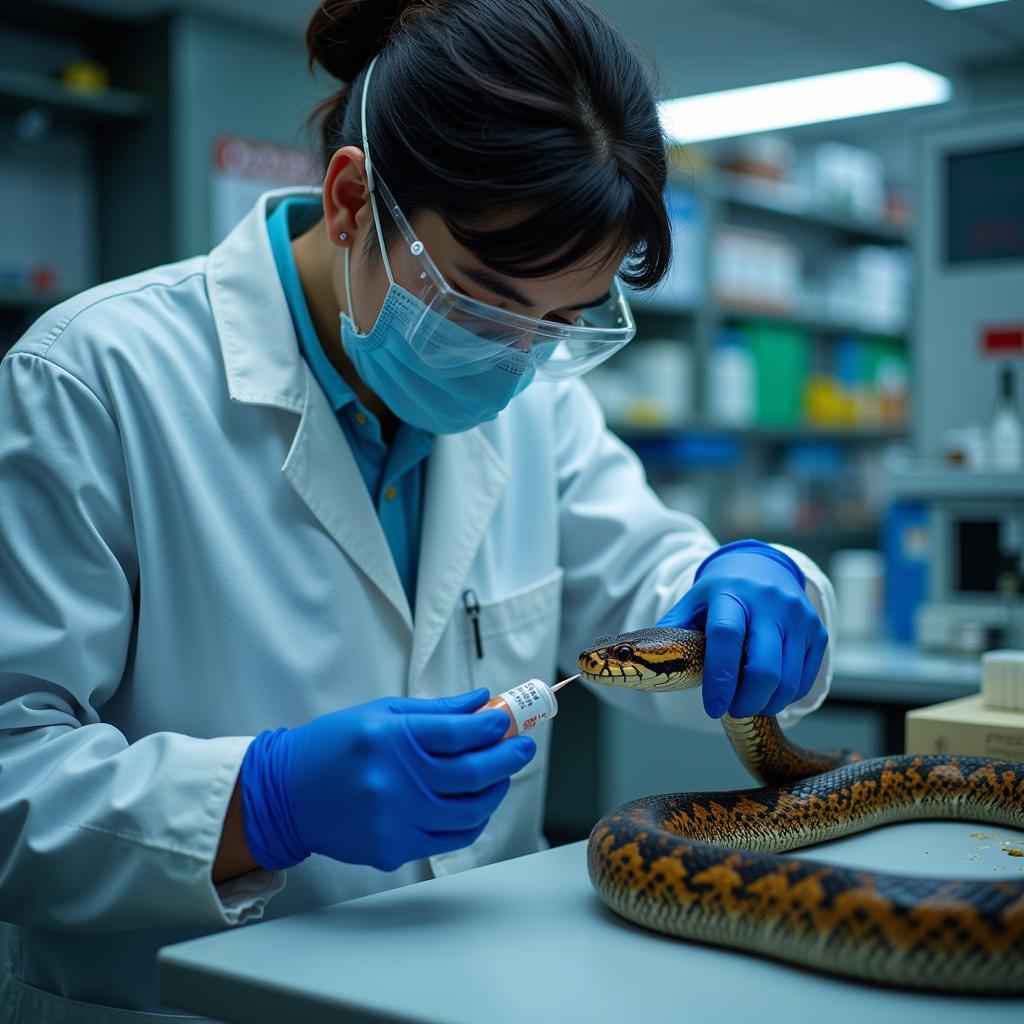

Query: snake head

[578,636,645,686]
[577,630,663,688]
[577,627,705,692]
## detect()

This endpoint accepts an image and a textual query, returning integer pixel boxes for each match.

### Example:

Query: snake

[577,626,1024,993]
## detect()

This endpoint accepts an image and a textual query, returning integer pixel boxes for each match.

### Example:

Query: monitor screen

[946,144,1024,264]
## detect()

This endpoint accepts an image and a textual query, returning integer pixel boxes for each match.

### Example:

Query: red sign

[981,325,1024,354]
[213,136,318,185]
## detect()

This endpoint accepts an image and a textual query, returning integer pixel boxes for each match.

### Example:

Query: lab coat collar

[207,188,414,630]
[207,187,321,413]
[207,189,511,655]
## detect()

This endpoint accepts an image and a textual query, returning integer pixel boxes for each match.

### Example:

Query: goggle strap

[359,54,396,289]
[369,190,396,288]
[361,56,379,194]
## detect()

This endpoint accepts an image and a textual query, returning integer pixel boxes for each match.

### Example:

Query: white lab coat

[0,189,835,1022]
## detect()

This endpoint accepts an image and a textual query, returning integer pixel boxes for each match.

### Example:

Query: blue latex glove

[656,539,828,720]
[240,688,535,872]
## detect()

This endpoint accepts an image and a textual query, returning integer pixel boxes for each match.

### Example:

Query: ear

[323,146,369,249]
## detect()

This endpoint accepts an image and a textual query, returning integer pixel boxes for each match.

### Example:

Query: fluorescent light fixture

[925,0,1011,9]
[659,62,953,144]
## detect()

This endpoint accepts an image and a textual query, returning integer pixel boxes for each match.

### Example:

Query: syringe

[476,674,580,739]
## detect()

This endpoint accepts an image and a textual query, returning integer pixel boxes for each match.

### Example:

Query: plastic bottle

[990,365,1024,471]
[476,679,559,739]
[709,330,754,426]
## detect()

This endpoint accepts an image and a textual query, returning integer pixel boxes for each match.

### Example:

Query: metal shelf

[629,295,699,316]
[718,524,881,544]
[704,171,909,244]
[611,421,906,443]
[716,304,908,340]
[0,69,150,123]
[886,468,1024,500]
[632,300,908,340]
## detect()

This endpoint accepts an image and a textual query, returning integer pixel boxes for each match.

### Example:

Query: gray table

[159,822,1024,1024]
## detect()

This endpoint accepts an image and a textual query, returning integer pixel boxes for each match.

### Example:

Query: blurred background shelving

[586,141,913,570]
[0,1,322,355]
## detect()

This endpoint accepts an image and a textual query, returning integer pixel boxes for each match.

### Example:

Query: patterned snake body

[578,627,1024,993]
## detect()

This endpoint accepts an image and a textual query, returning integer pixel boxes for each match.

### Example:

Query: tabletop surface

[158,822,1024,1024]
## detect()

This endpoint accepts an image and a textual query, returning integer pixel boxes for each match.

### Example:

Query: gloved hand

[240,688,534,872]
[656,539,828,720]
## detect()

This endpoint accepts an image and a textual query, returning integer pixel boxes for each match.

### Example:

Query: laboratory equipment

[915,102,1024,461]
[893,106,1024,652]
[922,498,1024,652]
[886,472,1024,653]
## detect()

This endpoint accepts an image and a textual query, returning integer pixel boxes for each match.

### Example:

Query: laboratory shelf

[716,304,908,340]
[718,524,881,546]
[632,299,908,340]
[610,421,906,443]
[885,467,1024,500]
[0,68,150,123]
[706,171,909,243]
[627,292,700,317]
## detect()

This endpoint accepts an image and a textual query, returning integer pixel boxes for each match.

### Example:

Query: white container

[708,337,754,426]
[831,549,885,640]
[989,366,1024,471]
[981,650,1024,712]
[477,679,558,739]
[629,339,694,425]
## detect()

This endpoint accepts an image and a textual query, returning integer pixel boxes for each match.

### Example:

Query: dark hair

[306,0,670,290]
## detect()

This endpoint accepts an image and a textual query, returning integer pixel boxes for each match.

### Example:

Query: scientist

[0,0,834,1020]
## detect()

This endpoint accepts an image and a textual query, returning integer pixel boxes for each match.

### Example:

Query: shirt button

[354,411,368,426]
[384,485,397,502]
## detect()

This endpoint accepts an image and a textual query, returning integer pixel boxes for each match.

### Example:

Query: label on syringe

[497,679,558,734]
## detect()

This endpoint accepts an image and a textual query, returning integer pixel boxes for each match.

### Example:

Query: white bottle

[709,334,754,426]
[475,679,559,739]
[989,365,1024,472]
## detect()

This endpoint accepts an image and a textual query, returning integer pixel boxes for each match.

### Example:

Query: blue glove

[240,688,535,872]
[656,539,828,720]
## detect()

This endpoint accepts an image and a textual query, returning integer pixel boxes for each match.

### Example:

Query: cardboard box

[905,694,1024,760]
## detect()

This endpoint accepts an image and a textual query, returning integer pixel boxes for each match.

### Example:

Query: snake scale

[577,626,1024,993]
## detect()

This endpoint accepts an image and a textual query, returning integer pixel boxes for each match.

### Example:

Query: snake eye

[614,645,633,663]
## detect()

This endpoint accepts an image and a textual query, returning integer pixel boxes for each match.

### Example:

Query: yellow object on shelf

[804,375,854,427]
[60,61,110,95]
[622,399,669,428]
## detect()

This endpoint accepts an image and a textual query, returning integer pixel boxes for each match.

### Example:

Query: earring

[339,232,349,242]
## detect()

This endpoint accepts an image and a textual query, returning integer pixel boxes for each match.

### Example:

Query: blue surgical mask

[339,250,535,436]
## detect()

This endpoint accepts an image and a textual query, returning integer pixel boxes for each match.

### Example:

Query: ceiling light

[659,62,953,144]
[924,0,1011,9]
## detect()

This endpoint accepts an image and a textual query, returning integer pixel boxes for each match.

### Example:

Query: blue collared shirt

[266,197,433,609]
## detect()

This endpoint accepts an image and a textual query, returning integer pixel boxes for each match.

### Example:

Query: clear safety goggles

[358,58,637,380]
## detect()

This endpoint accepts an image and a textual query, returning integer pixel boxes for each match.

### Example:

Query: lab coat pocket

[464,566,564,755]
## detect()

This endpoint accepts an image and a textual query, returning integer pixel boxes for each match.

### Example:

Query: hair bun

[306,0,417,83]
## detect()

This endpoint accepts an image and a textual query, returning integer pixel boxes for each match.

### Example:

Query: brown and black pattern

[578,628,1024,992]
